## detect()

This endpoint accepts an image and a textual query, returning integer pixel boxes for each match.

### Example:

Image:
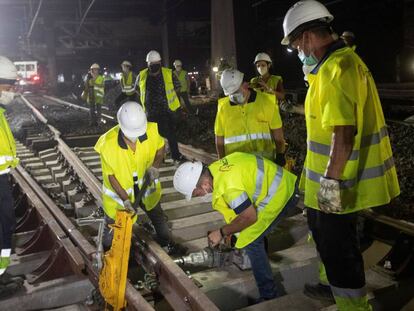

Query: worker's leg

[180,92,194,114]
[156,114,182,161]
[143,203,171,247]
[89,102,96,124]
[96,104,102,122]
[244,189,299,300]
[0,175,15,275]
[307,208,372,311]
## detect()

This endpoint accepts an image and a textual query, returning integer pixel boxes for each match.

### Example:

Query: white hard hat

[90,63,100,70]
[117,101,147,138]
[220,69,244,96]
[146,50,162,64]
[173,59,182,67]
[173,161,203,201]
[281,0,334,45]
[121,60,132,67]
[0,56,18,81]
[254,53,272,64]
[340,31,355,39]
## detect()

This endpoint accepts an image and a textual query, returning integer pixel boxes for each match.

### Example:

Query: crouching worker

[95,101,186,255]
[173,152,298,301]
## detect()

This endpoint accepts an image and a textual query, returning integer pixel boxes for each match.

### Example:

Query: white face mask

[125,135,138,143]
[257,66,268,76]
[229,91,246,104]
[0,91,16,106]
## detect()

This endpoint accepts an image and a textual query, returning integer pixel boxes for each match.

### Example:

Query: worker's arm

[208,205,257,247]
[108,175,129,201]
[215,135,225,159]
[152,145,165,169]
[275,80,285,100]
[325,125,355,179]
[271,128,286,154]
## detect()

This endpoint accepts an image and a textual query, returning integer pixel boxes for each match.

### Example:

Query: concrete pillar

[45,22,57,93]
[161,0,170,67]
[210,0,237,90]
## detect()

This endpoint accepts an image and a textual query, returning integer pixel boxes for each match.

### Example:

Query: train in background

[14,60,45,91]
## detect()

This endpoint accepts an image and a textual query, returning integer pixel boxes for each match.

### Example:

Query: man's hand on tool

[148,166,160,182]
[123,199,135,214]
[208,229,223,248]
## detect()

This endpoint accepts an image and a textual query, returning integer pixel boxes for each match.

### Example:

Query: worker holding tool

[173,152,298,302]
[115,60,137,108]
[82,63,105,125]
[94,101,186,255]
[136,50,185,164]
[215,69,286,167]
[250,52,285,101]
[281,1,400,310]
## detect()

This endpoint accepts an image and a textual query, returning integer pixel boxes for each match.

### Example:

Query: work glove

[148,166,159,183]
[317,177,343,213]
[279,99,293,112]
[275,153,286,167]
[123,199,135,214]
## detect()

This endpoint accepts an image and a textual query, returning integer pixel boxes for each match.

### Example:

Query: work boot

[0,273,24,286]
[167,243,188,257]
[303,283,335,302]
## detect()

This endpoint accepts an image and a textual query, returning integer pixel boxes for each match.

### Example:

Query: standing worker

[215,69,286,166]
[173,152,299,302]
[250,53,285,101]
[94,101,186,255]
[173,59,194,114]
[115,60,137,109]
[82,63,105,125]
[136,50,184,163]
[0,56,19,276]
[281,1,400,310]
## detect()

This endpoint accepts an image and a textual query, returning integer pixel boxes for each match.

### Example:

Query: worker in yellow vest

[173,152,299,301]
[136,50,184,163]
[82,63,105,125]
[95,101,186,255]
[250,53,285,102]
[115,60,137,108]
[0,56,19,276]
[215,69,286,166]
[281,1,400,310]
[173,59,194,114]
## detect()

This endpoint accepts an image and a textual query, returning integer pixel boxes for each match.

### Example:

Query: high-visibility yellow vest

[214,91,283,160]
[209,152,297,249]
[94,123,165,221]
[250,75,282,99]
[299,45,400,213]
[0,108,18,174]
[174,69,188,93]
[138,67,180,112]
[120,71,136,96]
[86,75,105,104]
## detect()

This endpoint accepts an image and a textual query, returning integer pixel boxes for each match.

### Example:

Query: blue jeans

[244,189,299,300]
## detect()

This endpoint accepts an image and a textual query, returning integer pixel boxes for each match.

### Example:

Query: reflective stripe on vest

[307,126,389,160]
[330,285,367,299]
[224,133,272,145]
[229,192,249,210]
[252,156,284,212]
[304,156,395,189]
[0,168,10,175]
[0,155,14,165]
[103,186,133,207]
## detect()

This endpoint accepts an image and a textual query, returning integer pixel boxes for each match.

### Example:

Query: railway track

[2,94,413,310]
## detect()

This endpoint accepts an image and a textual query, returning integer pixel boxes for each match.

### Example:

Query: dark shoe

[167,243,188,256]
[303,283,335,302]
[0,273,24,286]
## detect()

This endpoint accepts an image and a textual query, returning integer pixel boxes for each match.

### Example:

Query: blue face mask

[298,49,318,66]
